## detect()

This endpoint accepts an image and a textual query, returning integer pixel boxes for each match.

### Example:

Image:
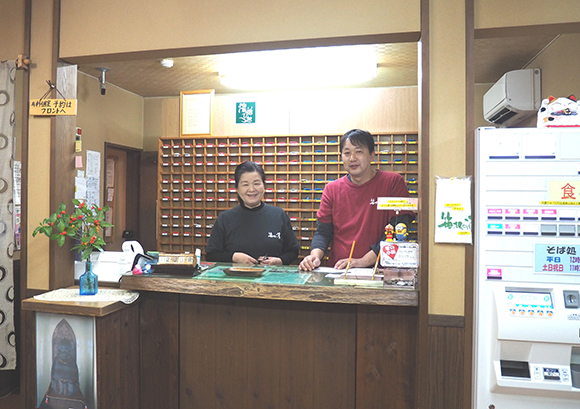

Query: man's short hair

[340,129,375,154]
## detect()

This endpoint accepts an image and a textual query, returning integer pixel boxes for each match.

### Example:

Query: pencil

[371,251,381,280]
[344,241,356,277]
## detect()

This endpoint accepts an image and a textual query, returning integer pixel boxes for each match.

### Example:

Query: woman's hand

[232,252,258,265]
[258,256,282,266]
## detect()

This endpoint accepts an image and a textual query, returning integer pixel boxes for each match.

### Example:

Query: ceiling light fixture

[218,45,377,90]
[161,59,174,68]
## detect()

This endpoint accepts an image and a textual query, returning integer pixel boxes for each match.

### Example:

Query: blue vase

[79,261,98,295]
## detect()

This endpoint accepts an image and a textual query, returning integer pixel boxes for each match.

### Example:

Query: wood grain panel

[140,292,180,409]
[427,324,465,409]
[162,97,180,137]
[96,307,122,408]
[356,305,418,409]
[214,297,248,409]
[246,301,282,409]
[179,295,356,409]
[180,295,218,408]
[311,303,356,409]
[95,302,140,409]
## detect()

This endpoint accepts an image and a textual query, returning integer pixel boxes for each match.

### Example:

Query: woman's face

[237,171,265,208]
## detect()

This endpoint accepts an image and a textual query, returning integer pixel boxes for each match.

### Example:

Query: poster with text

[434,176,472,244]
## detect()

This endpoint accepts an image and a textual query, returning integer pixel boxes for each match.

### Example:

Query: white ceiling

[72,35,559,98]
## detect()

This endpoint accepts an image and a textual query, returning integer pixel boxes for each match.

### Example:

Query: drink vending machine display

[474,127,580,409]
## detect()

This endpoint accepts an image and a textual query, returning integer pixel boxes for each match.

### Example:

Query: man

[299,129,415,271]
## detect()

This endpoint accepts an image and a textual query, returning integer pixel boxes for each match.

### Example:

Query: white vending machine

[474,127,580,408]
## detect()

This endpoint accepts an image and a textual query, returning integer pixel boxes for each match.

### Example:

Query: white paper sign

[434,176,472,244]
[86,150,101,178]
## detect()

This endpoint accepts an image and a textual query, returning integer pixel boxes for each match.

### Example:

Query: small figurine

[395,223,408,242]
[385,224,394,241]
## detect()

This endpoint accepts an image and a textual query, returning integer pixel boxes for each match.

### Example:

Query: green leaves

[32,200,113,261]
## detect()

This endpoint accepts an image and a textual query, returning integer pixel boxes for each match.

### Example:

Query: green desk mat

[197,265,310,285]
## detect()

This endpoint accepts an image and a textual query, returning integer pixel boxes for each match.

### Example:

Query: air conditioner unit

[483,68,541,127]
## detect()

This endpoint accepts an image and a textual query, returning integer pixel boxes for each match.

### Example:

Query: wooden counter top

[119,272,418,306]
[22,287,135,317]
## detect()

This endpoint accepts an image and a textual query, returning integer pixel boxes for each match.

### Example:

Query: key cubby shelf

[158,133,419,260]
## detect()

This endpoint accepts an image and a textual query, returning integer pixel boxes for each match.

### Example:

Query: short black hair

[234,161,266,187]
[340,129,375,154]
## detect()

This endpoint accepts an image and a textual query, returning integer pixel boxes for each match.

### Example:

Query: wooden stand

[22,292,140,409]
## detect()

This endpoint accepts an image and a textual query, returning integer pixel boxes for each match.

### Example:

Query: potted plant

[33,199,112,295]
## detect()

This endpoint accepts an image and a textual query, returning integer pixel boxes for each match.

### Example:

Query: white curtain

[0,60,16,370]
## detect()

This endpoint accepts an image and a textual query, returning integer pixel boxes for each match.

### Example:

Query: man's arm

[299,221,333,271]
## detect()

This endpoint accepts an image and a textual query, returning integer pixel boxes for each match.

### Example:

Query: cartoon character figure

[537,95,580,127]
[385,224,394,241]
[395,223,408,242]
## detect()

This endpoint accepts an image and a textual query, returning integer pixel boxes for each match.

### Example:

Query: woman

[205,161,300,265]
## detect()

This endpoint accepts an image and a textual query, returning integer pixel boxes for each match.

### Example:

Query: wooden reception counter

[120,265,419,409]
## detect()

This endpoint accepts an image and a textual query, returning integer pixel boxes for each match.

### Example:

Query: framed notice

[180,89,214,136]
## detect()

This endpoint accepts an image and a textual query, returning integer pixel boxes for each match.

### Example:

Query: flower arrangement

[33,199,113,261]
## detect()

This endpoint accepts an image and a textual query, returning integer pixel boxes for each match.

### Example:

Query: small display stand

[22,288,140,409]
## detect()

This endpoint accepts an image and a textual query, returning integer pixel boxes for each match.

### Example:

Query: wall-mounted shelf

[157,134,419,260]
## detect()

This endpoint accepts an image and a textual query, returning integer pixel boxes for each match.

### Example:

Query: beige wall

[27,0,56,289]
[428,0,467,315]
[77,72,144,153]
[476,0,580,29]
[0,0,26,61]
[531,33,580,98]
[60,0,420,59]
[77,71,144,196]
[144,87,418,141]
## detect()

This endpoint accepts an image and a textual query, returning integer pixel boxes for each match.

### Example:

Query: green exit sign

[236,102,256,124]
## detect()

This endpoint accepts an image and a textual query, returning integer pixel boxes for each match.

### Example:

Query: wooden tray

[223,267,265,277]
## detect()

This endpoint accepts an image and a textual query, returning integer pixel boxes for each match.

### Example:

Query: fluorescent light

[219,45,377,90]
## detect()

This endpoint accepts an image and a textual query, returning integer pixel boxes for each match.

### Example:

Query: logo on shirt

[268,232,281,239]
[370,198,378,206]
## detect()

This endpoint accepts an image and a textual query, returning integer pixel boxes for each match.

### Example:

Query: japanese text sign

[29,99,77,116]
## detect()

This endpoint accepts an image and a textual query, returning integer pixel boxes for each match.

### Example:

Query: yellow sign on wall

[29,99,77,116]
[543,180,580,205]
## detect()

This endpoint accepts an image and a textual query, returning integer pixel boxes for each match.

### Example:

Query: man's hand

[299,255,321,271]
[333,250,378,270]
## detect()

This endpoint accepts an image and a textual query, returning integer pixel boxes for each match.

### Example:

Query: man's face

[341,139,375,180]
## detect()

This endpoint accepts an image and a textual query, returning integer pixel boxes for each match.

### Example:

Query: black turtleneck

[205,202,300,265]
